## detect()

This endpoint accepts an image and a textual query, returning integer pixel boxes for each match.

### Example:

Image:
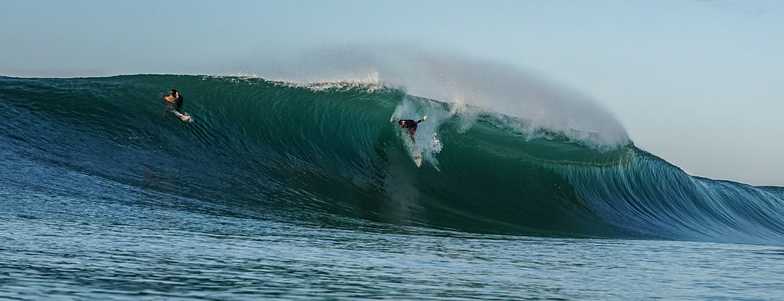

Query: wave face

[2,75,784,245]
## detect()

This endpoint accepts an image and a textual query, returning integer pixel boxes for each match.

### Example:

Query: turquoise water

[2,75,784,299]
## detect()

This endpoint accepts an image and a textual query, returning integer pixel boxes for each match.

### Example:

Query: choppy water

[4,200,784,300]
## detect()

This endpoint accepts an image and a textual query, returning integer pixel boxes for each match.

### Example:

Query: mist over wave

[251,47,630,148]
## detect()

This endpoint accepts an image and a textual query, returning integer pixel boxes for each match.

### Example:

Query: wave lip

[255,48,630,148]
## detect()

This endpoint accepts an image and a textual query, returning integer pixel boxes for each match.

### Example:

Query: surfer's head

[170,89,177,95]
[399,120,406,126]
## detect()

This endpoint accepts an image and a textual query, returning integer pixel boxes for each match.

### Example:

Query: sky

[2,0,783,186]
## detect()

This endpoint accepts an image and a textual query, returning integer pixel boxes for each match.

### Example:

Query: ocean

[1,75,783,300]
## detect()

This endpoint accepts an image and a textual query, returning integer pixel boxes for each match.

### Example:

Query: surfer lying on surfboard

[163,89,184,112]
[162,89,191,122]
[391,116,427,142]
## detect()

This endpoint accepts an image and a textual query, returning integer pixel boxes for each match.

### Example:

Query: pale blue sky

[2,0,783,186]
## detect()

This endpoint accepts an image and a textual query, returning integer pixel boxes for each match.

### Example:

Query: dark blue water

[2,75,784,299]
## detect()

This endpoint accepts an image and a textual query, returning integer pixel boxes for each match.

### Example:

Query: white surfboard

[411,145,423,167]
[171,110,192,122]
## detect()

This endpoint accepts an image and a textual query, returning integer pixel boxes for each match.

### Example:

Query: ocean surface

[2,75,784,300]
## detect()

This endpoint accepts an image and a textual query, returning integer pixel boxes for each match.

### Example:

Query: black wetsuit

[399,119,418,135]
[170,95,183,112]
[165,95,182,112]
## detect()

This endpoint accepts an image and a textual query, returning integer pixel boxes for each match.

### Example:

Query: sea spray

[253,47,630,148]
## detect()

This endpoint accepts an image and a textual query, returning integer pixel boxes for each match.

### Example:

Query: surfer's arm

[416,116,428,124]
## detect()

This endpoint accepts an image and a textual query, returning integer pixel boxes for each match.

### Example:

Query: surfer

[391,116,427,142]
[163,89,183,112]
[162,89,191,122]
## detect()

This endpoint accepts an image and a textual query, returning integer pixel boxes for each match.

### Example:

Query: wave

[1,75,783,245]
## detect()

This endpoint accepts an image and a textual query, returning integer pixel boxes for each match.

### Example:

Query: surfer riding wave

[391,116,427,142]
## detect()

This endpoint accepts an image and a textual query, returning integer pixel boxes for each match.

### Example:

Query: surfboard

[171,110,192,122]
[411,145,423,167]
